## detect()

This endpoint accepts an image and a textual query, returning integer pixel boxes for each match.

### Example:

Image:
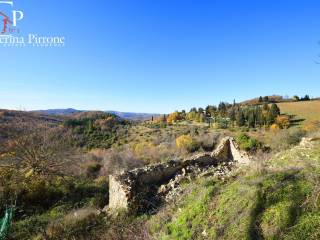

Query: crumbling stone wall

[108,137,250,212]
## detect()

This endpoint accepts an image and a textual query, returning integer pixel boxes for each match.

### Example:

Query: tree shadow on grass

[248,171,305,240]
[288,115,305,127]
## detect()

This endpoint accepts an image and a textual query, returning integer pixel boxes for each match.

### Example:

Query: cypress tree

[236,109,245,127]
[266,111,275,125]
[262,103,269,111]
[256,107,263,127]
[248,110,255,128]
[270,103,280,116]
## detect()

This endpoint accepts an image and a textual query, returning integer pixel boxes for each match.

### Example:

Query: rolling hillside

[35,109,160,121]
[277,100,320,122]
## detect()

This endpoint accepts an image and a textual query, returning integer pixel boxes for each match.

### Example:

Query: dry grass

[277,100,320,123]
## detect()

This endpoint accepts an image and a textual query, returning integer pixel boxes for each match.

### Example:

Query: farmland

[277,100,320,123]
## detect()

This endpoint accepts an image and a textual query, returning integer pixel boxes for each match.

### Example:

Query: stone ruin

[108,137,250,213]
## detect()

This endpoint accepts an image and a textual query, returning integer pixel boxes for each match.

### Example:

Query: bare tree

[0,119,77,179]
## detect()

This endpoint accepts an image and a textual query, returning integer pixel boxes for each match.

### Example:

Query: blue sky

[0,0,320,113]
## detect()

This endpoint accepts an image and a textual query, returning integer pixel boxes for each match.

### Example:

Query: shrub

[86,162,102,178]
[176,135,199,153]
[236,133,261,152]
[195,133,220,151]
[270,123,280,131]
[269,128,307,151]
[167,112,183,124]
[303,121,320,133]
[276,115,290,129]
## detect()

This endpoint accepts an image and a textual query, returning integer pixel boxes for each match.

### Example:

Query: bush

[176,135,199,153]
[269,128,307,151]
[276,115,290,129]
[270,123,280,131]
[86,162,102,178]
[236,133,261,152]
[303,121,320,133]
[195,133,220,151]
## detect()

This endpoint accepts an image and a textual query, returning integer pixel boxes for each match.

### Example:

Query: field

[277,100,320,123]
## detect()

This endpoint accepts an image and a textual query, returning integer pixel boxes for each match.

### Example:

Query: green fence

[0,208,14,240]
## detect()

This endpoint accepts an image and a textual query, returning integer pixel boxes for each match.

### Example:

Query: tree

[266,110,276,125]
[236,110,245,127]
[160,114,167,122]
[302,95,310,101]
[198,107,204,114]
[176,135,198,153]
[0,122,75,179]
[263,96,269,102]
[228,108,236,125]
[190,107,197,113]
[247,110,256,128]
[255,107,264,127]
[259,96,263,103]
[167,111,182,124]
[205,105,217,117]
[270,103,280,116]
[262,103,269,111]
[218,102,227,117]
[293,95,300,101]
[198,113,206,123]
[181,110,186,119]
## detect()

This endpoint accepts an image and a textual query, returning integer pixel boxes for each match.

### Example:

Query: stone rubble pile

[108,137,250,212]
[158,162,234,203]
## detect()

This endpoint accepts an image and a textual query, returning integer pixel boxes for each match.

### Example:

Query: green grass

[149,141,320,240]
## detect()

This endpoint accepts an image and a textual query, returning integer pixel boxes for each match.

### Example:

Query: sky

[0,0,320,113]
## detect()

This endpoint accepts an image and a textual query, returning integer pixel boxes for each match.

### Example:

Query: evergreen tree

[270,103,280,116]
[199,113,206,123]
[205,105,217,117]
[255,107,263,127]
[293,95,300,101]
[266,111,276,125]
[198,107,204,114]
[218,102,227,117]
[259,96,263,103]
[162,114,167,122]
[262,103,269,111]
[236,109,245,127]
[303,95,310,101]
[247,110,256,128]
[190,107,197,113]
[228,108,236,123]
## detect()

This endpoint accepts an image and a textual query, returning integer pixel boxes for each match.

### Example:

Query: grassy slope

[149,140,320,240]
[277,100,320,123]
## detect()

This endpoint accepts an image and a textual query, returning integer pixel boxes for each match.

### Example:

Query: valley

[1,97,320,239]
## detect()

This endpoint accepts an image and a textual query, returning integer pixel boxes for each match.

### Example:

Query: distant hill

[240,95,285,105]
[1,109,64,124]
[0,109,64,143]
[34,109,160,121]
[35,108,82,116]
[106,111,160,121]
